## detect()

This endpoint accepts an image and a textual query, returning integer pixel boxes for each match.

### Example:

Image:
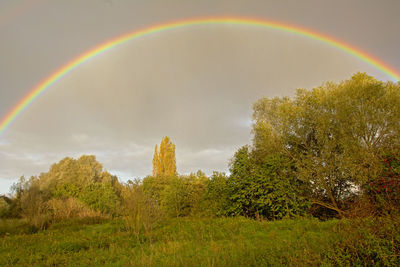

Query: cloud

[71,133,90,143]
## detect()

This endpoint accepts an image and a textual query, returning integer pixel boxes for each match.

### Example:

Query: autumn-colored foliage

[152,136,177,177]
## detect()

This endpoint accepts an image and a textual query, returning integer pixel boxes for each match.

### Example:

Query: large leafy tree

[40,155,118,191]
[252,73,400,217]
[13,155,121,216]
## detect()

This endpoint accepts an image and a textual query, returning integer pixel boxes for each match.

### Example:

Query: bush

[160,174,207,218]
[79,183,120,215]
[324,216,400,265]
[14,178,51,229]
[0,197,10,218]
[46,197,101,221]
[143,173,208,218]
[201,172,230,217]
[228,148,310,219]
[351,154,400,218]
[120,181,161,238]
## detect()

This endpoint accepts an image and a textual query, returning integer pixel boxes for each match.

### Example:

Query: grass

[0,216,399,266]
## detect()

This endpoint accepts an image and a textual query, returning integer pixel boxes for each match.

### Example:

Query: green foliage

[226,146,253,216]
[52,183,81,198]
[252,73,400,217]
[228,146,309,219]
[120,180,161,240]
[161,174,205,217]
[41,156,121,216]
[6,156,122,226]
[159,176,187,217]
[359,152,400,216]
[142,175,171,202]
[40,155,106,190]
[0,219,35,236]
[202,172,230,216]
[323,216,400,266]
[143,171,208,218]
[9,176,51,228]
[79,183,120,215]
[46,197,101,221]
[0,197,10,218]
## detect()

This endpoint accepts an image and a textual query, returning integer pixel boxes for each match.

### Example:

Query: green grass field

[1,216,399,266]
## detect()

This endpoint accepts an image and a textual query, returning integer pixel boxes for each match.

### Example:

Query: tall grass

[2,216,398,266]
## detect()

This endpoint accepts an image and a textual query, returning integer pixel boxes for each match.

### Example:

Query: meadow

[1,215,399,266]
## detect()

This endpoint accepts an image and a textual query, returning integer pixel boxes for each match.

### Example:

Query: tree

[202,172,230,216]
[252,73,400,217]
[12,156,121,218]
[152,136,177,177]
[40,155,118,191]
[227,146,309,219]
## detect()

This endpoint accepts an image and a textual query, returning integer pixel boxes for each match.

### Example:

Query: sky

[0,0,399,194]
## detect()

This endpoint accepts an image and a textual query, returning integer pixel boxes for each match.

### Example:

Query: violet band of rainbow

[1,16,399,137]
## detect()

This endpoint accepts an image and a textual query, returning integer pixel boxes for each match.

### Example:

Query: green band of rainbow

[1,16,399,137]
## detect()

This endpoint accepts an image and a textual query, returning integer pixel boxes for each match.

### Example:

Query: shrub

[0,197,10,218]
[228,148,310,219]
[120,182,161,238]
[160,174,207,218]
[46,197,101,221]
[353,154,400,217]
[201,172,230,217]
[79,183,120,215]
[324,216,400,265]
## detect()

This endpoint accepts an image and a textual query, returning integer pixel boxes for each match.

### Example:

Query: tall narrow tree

[152,137,177,177]
[152,145,159,177]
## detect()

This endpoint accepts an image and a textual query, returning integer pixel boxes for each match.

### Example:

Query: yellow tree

[152,137,177,177]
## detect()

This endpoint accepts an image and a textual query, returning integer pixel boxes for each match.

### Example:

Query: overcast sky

[0,0,399,194]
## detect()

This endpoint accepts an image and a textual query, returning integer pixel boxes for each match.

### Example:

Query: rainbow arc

[1,16,399,136]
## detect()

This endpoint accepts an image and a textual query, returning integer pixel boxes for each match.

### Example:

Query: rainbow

[1,16,399,137]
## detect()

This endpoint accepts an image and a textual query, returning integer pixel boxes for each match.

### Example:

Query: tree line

[0,72,399,229]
